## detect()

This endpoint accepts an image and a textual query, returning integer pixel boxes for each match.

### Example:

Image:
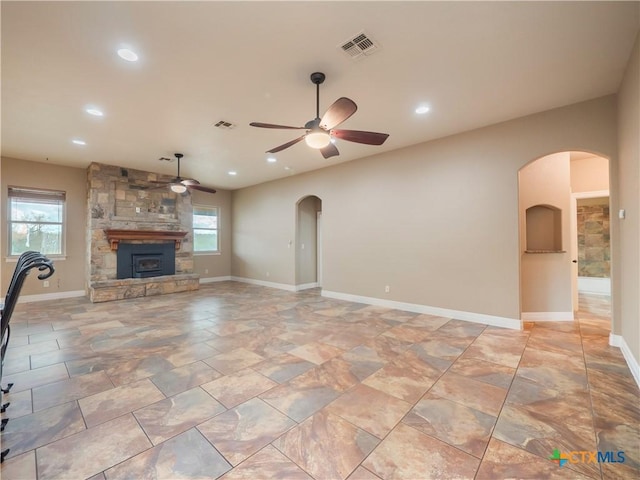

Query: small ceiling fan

[150,153,217,194]
[250,72,389,159]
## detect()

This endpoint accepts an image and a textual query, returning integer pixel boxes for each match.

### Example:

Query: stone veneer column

[86,162,198,302]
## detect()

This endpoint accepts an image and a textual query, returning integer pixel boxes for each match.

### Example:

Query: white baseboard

[578,276,611,296]
[199,276,232,284]
[521,311,574,321]
[18,290,86,304]
[230,276,296,292]
[610,333,640,389]
[609,332,621,347]
[295,282,319,291]
[321,290,521,330]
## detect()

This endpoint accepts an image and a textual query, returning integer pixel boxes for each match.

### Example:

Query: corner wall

[232,96,618,324]
[615,32,639,379]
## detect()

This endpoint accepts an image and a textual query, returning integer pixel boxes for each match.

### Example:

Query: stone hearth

[89,274,200,303]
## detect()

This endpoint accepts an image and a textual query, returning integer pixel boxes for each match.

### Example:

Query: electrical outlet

[266,272,270,277]
[385,285,390,293]
[204,269,209,274]
[43,280,50,288]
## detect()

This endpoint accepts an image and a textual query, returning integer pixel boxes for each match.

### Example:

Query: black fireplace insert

[116,242,175,279]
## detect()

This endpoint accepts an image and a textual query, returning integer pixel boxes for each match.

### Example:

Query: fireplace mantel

[105,229,188,251]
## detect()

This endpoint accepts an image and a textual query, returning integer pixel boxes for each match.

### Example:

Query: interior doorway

[295,195,322,290]
[519,151,611,326]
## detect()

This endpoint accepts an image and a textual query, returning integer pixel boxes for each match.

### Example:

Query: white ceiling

[2,1,638,190]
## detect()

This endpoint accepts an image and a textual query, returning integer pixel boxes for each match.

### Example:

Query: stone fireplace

[86,163,199,302]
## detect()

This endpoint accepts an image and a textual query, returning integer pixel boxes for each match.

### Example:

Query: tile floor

[0,282,638,479]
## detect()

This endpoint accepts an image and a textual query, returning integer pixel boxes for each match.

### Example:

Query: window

[8,187,65,256]
[193,205,218,253]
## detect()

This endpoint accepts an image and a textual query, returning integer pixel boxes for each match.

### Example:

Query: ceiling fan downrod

[310,72,325,120]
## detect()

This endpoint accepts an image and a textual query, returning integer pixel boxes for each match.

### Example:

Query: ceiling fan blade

[320,143,339,159]
[181,179,200,186]
[331,129,389,145]
[188,184,217,194]
[320,97,358,130]
[267,135,306,154]
[250,122,306,130]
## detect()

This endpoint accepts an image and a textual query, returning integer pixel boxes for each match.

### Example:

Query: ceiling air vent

[214,120,236,129]
[339,31,380,60]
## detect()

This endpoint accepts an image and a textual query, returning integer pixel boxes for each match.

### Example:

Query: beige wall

[1,157,87,295]
[519,152,572,314]
[191,188,232,279]
[616,32,639,366]
[571,155,609,193]
[232,95,617,321]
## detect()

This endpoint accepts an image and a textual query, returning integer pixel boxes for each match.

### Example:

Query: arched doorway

[519,150,611,327]
[295,195,322,290]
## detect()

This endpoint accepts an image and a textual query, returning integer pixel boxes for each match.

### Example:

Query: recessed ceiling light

[415,105,430,114]
[267,156,277,163]
[284,166,292,171]
[85,107,104,117]
[117,48,138,62]
[72,139,86,146]
[228,171,237,176]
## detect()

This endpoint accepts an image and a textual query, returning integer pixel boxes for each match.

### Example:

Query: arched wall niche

[525,204,563,252]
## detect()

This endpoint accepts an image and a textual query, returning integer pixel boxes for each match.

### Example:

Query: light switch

[619,209,626,219]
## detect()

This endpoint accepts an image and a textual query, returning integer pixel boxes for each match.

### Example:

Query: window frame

[192,204,219,255]
[7,186,66,258]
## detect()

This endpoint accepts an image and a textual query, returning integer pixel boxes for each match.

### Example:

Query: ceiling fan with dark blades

[149,153,217,194]
[250,72,389,159]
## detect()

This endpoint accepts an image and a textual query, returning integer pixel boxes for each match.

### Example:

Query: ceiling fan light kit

[250,72,389,159]
[150,153,217,194]
[305,128,331,149]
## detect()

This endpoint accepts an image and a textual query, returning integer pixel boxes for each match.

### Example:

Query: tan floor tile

[447,355,516,389]
[363,422,480,479]
[203,348,265,375]
[150,361,222,397]
[475,438,594,480]
[1,363,69,393]
[1,389,33,419]
[403,392,497,458]
[0,450,36,480]
[430,371,507,417]
[201,368,277,409]
[260,374,342,422]
[198,397,295,466]
[32,371,114,412]
[274,410,379,480]
[4,340,59,363]
[347,466,382,480]
[252,353,316,383]
[493,403,600,478]
[1,401,86,459]
[36,414,151,480]
[362,355,439,403]
[289,341,344,365]
[79,378,165,427]
[219,445,312,480]
[134,387,226,445]
[326,384,412,439]
[104,428,231,480]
